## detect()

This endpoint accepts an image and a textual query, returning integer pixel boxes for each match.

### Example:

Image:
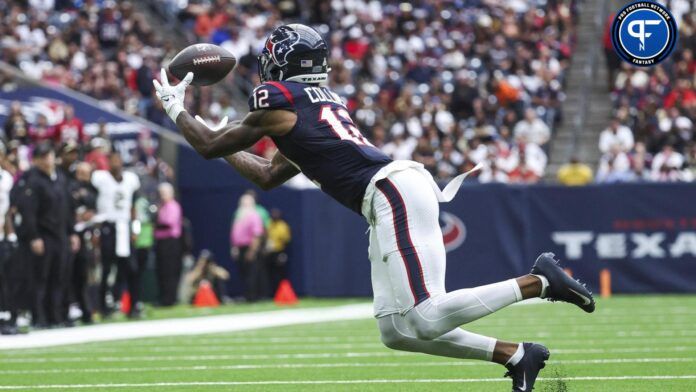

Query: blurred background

[0,0,694,333]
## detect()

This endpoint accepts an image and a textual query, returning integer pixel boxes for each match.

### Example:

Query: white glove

[195,115,229,131]
[153,68,193,122]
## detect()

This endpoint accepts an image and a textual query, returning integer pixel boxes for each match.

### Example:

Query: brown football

[168,43,236,86]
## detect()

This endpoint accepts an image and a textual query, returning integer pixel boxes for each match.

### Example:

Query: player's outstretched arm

[152,69,295,159]
[177,109,296,159]
[222,151,300,190]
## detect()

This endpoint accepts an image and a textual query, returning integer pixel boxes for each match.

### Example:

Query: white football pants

[362,162,523,360]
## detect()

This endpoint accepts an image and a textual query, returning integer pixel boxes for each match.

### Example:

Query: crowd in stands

[2,0,582,184]
[599,3,696,183]
[2,0,693,191]
[0,0,175,121]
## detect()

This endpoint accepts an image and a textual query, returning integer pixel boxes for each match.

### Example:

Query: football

[168,43,236,86]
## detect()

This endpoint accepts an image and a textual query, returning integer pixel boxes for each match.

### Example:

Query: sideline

[0,303,373,350]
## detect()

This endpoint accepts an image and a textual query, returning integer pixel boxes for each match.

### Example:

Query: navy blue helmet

[257,24,330,84]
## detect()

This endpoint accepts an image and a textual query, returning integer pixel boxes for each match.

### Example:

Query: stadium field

[1,296,695,392]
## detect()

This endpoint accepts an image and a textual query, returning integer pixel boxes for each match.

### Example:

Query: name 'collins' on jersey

[248,81,392,213]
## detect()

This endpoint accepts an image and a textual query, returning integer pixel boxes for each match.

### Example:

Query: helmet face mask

[257,24,330,84]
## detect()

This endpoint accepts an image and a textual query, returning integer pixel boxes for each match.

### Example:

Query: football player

[154,24,595,391]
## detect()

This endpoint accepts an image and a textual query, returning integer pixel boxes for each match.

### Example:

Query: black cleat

[531,252,596,313]
[505,342,550,391]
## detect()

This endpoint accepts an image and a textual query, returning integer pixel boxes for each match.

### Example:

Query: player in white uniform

[91,152,141,317]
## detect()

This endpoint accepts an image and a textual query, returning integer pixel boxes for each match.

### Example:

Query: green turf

[1,295,695,391]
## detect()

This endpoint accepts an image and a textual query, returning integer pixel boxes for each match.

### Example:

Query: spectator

[85,138,110,171]
[54,105,85,146]
[133,194,155,309]
[230,193,265,302]
[597,146,632,183]
[508,156,540,184]
[479,162,509,183]
[154,182,183,307]
[29,114,55,144]
[3,101,30,143]
[557,157,594,186]
[651,144,687,182]
[13,143,78,327]
[514,108,551,147]
[500,136,548,178]
[599,118,634,154]
[628,141,653,181]
[265,209,291,295]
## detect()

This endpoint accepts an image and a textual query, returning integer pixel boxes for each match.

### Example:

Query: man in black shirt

[14,143,79,327]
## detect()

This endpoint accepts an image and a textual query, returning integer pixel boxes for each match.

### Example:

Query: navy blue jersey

[248,81,391,213]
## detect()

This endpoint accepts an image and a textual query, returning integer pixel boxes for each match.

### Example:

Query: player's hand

[195,115,229,132]
[153,68,193,122]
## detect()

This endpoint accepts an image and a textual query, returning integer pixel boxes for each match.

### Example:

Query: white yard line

[0,358,694,375]
[1,376,696,389]
[0,303,373,350]
[0,352,409,363]
[9,335,696,354]
[5,346,696,363]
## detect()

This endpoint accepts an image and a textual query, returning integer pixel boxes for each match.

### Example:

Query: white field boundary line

[12,333,690,352]
[1,376,696,389]
[0,303,373,350]
[1,358,695,375]
[7,336,696,355]
[5,346,696,363]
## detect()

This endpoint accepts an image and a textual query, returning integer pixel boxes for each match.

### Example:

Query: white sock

[506,343,525,366]
[532,274,550,298]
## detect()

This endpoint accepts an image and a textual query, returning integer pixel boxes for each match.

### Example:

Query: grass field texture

[1,295,695,391]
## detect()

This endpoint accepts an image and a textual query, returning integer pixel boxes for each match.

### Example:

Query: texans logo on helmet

[440,212,466,252]
[266,26,301,67]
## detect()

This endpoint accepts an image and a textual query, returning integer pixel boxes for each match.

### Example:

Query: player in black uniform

[154,24,595,391]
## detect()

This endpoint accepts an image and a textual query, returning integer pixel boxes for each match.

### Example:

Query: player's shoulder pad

[248,81,297,112]
[124,171,140,188]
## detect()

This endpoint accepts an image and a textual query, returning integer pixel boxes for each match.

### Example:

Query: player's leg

[99,224,116,314]
[375,169,592,342]
[371,170,552,390]
[400,239,543,340]
[378,313,548,370]
[373,171,541,340]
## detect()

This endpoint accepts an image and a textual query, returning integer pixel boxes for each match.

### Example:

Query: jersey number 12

[319,106,374,147]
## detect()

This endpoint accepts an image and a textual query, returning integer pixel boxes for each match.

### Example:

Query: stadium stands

[0,1,172,120]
